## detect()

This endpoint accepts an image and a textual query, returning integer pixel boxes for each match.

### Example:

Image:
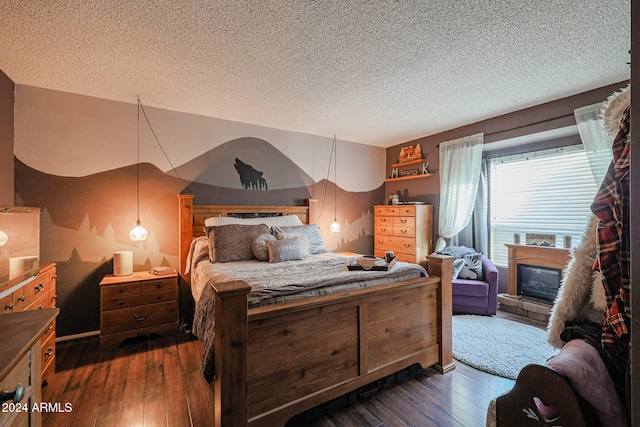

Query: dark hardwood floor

[42,311,539,427]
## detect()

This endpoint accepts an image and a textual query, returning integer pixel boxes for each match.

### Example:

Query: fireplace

[499,244,571,322]
[517,263,562,303]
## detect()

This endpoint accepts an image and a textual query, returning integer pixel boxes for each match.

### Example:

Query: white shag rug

[452,315,559,380]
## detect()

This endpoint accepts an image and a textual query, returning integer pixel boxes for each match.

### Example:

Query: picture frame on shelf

[400,169,419,177]
[391,168,399,179]
[525,233,556,247]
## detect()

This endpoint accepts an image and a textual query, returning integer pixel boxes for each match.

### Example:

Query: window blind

[489,145,609,266]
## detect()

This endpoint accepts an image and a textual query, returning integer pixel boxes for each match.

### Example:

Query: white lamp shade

[0,230,7,246]
[129,223,148,241]
[330,221,341,233]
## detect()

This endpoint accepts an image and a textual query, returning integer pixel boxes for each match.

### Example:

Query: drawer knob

[133,313,149,321]
[119,288,125,293]
[35,283,45,292]
[157,284,162,289]
[401,219,407,223]
[18,295,25,302]
[45,347,54,357]
[4,303,12,311]
[0,383,25,404]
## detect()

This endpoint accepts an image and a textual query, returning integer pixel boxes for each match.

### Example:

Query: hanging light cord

[333,135,337,221]
[315,134,336,223]
[136,98,141,224]
[137,97,193,193]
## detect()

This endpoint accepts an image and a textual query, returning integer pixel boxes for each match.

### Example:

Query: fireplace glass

[517,263,562,303]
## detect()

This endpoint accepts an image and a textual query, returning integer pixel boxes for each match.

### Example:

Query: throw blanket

[192,256,427,382]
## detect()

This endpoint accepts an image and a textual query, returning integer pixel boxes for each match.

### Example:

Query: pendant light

[329,134,341,233]
[129,97,148,241]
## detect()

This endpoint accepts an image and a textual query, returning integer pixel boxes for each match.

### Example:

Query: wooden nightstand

[99,271,179,346]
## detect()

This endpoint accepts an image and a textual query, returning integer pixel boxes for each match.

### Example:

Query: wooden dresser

[0,263,57,387]
[374,205,433,266]
[0,308,59,427]
[99,271,179,346]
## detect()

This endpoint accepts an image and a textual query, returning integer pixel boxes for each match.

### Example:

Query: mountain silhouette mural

[173,137,315,190]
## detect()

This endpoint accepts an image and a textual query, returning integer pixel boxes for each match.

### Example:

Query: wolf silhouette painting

[234,158,268,190]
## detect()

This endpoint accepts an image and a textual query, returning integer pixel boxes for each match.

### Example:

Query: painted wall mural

[13,86,386,337]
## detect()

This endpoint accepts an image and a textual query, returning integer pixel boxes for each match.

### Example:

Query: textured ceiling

[0,1,631,147]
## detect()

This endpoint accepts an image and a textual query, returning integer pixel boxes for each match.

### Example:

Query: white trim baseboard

[56,330,101,342]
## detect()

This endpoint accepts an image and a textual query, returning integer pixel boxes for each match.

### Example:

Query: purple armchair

[452,255,499,315]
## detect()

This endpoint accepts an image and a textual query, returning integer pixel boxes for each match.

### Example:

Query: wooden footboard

[177,195,453,426]
[210,256,453,427]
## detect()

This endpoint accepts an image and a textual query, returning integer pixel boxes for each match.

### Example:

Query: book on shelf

[149,266,176,276]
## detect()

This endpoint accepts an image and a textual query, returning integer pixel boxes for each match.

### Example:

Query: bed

[177,194,454,426]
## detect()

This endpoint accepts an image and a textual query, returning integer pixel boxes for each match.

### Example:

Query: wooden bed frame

[178,194,454,426]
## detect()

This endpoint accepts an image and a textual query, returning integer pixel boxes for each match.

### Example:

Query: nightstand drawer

[141,277,177,293]
[102,290,176,311]
[101,282,141,299]
[101,301,177,334]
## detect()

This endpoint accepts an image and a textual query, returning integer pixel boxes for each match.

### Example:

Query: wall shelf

[386,173,433,183]
[391,158,424,168]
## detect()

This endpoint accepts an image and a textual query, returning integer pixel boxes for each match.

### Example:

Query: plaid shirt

[591,105,631,361]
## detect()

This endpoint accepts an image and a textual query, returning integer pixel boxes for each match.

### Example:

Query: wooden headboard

[177,194,311,277]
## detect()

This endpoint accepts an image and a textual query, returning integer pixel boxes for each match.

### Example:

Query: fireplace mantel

[505,244,571,297]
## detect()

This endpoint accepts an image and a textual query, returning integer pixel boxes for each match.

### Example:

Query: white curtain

[436,133,484,251]
[574,102,613,186]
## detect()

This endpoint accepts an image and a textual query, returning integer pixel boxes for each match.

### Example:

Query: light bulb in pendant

[330,220,341,233]
[129,221,148,241]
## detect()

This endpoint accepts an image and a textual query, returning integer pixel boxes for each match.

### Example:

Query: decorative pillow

[272,224,326,254]
[276,233,311,257]
[204,214,303,228]
[451,258,466,280]
[267,237,304,263]
[252,233,277,261]
[208,224,270,263]
[458,253,484,280]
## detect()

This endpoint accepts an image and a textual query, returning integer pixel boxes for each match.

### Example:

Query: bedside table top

[100,270,178,286]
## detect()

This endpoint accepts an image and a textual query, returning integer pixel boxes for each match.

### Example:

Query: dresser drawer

[101,282,141,299]
[398,205,416,216]
[101,301,178,335]
[375,216,394,227]
[102,290,176,311]
[393,216,415,228]
[374,235,398,251]
[22,274,52,309]
[0,352,30,426]
[375,206,400,216]
[1,293,14,314]
[374,223,394,236]
[41,330,56,372]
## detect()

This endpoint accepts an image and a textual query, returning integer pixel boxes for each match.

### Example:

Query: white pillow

[204,215,303,228]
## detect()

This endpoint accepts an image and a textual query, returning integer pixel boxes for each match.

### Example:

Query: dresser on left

[0,263,57,387]
[0,308,59,427]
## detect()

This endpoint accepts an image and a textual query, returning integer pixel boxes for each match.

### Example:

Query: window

[489,145,608,266]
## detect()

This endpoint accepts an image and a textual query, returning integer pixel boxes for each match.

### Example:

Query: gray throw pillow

[208,224,270,263]
[272,224,326,254]
[267,237,304,263]
[252,233,277,261]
